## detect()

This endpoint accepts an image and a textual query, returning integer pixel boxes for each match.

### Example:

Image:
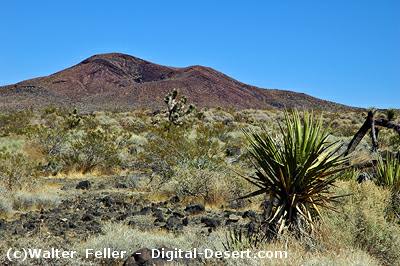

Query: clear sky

[1,0,399,108]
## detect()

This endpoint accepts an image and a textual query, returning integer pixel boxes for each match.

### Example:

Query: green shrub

[242,110,348,236]
[0,110,34,136]
[62,127,124,174]
[375,151,400,191]
[355,210,400,265]
[389,134,400,151]
[222,226,266,251]
[374,152,400,224]
[142,123,226,181]
[387,109,396,121]
[321,181,400,266]
[0,194,13,216]
[387,191,400,224]
[118,115,148,133]
[338,167,360,181]
[170,166,246,204]
[0,150,37,190]
[32,114,128,175]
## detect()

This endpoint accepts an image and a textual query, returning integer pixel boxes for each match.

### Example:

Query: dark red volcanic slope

[0,53,351,111]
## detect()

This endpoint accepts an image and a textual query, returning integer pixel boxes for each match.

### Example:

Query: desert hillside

[0,53,352,112]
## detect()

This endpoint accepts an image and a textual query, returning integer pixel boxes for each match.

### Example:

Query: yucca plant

[375,152,400,191]
[387,109,396,121]
[241,110,349,236]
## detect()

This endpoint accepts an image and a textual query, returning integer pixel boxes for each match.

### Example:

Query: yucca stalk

[375,152,400,191]
[242,110,348,236]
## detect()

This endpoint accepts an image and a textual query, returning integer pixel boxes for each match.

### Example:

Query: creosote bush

[32,113,129,175]
[0,110,34,136]
[170,166,248,205]
[141,123,226,182]
[0,150,37,191]
[63,127,124,174]
[321,181,400,266]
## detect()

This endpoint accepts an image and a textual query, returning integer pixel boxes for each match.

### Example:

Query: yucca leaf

[238,189,267,200]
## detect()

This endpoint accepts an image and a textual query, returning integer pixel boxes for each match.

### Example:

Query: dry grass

[71,221,383,266]
[0,188,61,217]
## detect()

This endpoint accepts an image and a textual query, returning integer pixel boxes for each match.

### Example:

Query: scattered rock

[23,221,36,231]
[169,195,180,203]
[184,204,205,215]
[123,256,137,266]
[89,209,102,217]
[226,214,241,224]
[139,207,151,215]
[165,216,182,230]
[115,182,128,189]
[152,209,164,221]
[125,247,182,266]
[152,208,163,216]
[81,214,94,222]
[172,211,184,218]
[116,213,129,221]
[226,146,241,157]
[135,248,154,264]
[97,183,106,190]
[154,217,166,225]
[229,199,245,209]
[200,217,221,228]
[357,172,372,183]
[76,180,91,190]
[0,219,6,230]
[101,195,115,207]
[246,221,258,235]
[68,221,76,229]
[127,247,153,265]
[242,210,257,219]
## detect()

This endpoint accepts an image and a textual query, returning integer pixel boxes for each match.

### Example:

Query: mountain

[0,53,352,112]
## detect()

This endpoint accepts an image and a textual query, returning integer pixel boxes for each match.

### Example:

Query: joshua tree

[345,110,400,156]
[64,108,82,130]
[164,89,195,126]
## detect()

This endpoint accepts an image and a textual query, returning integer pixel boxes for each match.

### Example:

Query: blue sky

[1,0,399,108]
